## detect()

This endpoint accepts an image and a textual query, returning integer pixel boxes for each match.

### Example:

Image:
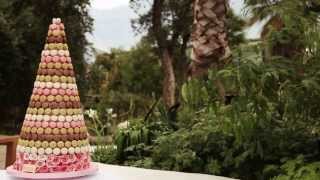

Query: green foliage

[86,40,162,123]
[91,146,118,164]
[88,1,320,180]
[272,156,320,180]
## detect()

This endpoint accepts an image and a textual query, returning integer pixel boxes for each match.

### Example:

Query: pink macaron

[50,24,58,30]
[52,56,60,63]
[37,88,43,95]
[35,121,42,128]
[58,89,66,95]
[42,121,49,128]
[60,57,67,63]
[49,122,57,128]
[29,121,35,127]
[66,57,71,63]
[43,89,50,96]
[57,122,64,128]
[70,121,77,128]
[66,89,72,95]
[45,56,52,63]
[51,89,58,95]
[63,122,70,128]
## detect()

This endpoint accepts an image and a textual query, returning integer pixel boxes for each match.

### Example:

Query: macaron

[63,122,70,128]
[45,148,53,155]
[60,128,67,135]
[53,148,60,155]
[61,135,68,141]
[58,116,65,122]
[29,121,35,127]
[55,95,62,102]
[43,89,50,96]
[49,122,57,128]
[75,147,81,153]
[71,140,77,147]
[35,121,42,127]
[53,82,60,89]
[68,147,74,154]
[38,148,45,155]
[60,57,67,63]
[57,141,64,148]
[47,95,54,102]
[45,56,52,63]
[49,141,57,148]
[70,121,77,128]
[35,141,42,148]
[61,148,68,155]
[59,102,66,108]
[57,122,64,128]
[50,88,58,95]
[55,62,62,69]
[44,128,52,134]
[31,147,38,154]
[65,116,72,122]
[58,50,65,56]
[42,121,49,128]
[52,128,59,135]
[37,128,44,135]
[51,115,58,121]
[52,56,60,63]
[31,127,37,134]
[46,82,53,88]
[42,141,49,148]
[47,63,54,69]
[67,128,74,134]
[44,108,52,115]
[74,127,80,134]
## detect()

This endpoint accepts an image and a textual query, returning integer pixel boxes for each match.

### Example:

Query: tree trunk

[161,49,176,108]
[189,0,230,77]
[152,0,176,109]
[189,0,230,103]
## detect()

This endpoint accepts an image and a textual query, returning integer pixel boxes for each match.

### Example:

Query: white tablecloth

[0,163,236,180]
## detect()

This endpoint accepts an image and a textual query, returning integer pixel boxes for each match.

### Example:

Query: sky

[91,0,129,10]
[89,0,263,50]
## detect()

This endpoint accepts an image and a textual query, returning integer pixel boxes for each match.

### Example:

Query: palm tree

[243,0,320,60]
[189,0,231,77]
[189,0,231,102]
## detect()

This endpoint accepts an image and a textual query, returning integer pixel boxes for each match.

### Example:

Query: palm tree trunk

[189,0,230,76]
[189,0,230,102]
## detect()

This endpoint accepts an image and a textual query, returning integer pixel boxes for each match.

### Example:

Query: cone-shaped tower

[9,18,96,175]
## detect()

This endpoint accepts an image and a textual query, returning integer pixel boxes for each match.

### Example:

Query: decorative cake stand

[6,162,99,179]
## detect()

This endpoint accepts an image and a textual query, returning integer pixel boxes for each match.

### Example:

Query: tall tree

[130,0,193,110]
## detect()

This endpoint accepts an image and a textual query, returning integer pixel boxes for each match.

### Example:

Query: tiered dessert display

[6,18,98,179]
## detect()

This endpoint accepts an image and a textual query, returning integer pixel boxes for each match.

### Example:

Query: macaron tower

[7,18,97,178]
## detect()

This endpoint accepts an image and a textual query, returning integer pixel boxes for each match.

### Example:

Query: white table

[1,163,236,180]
